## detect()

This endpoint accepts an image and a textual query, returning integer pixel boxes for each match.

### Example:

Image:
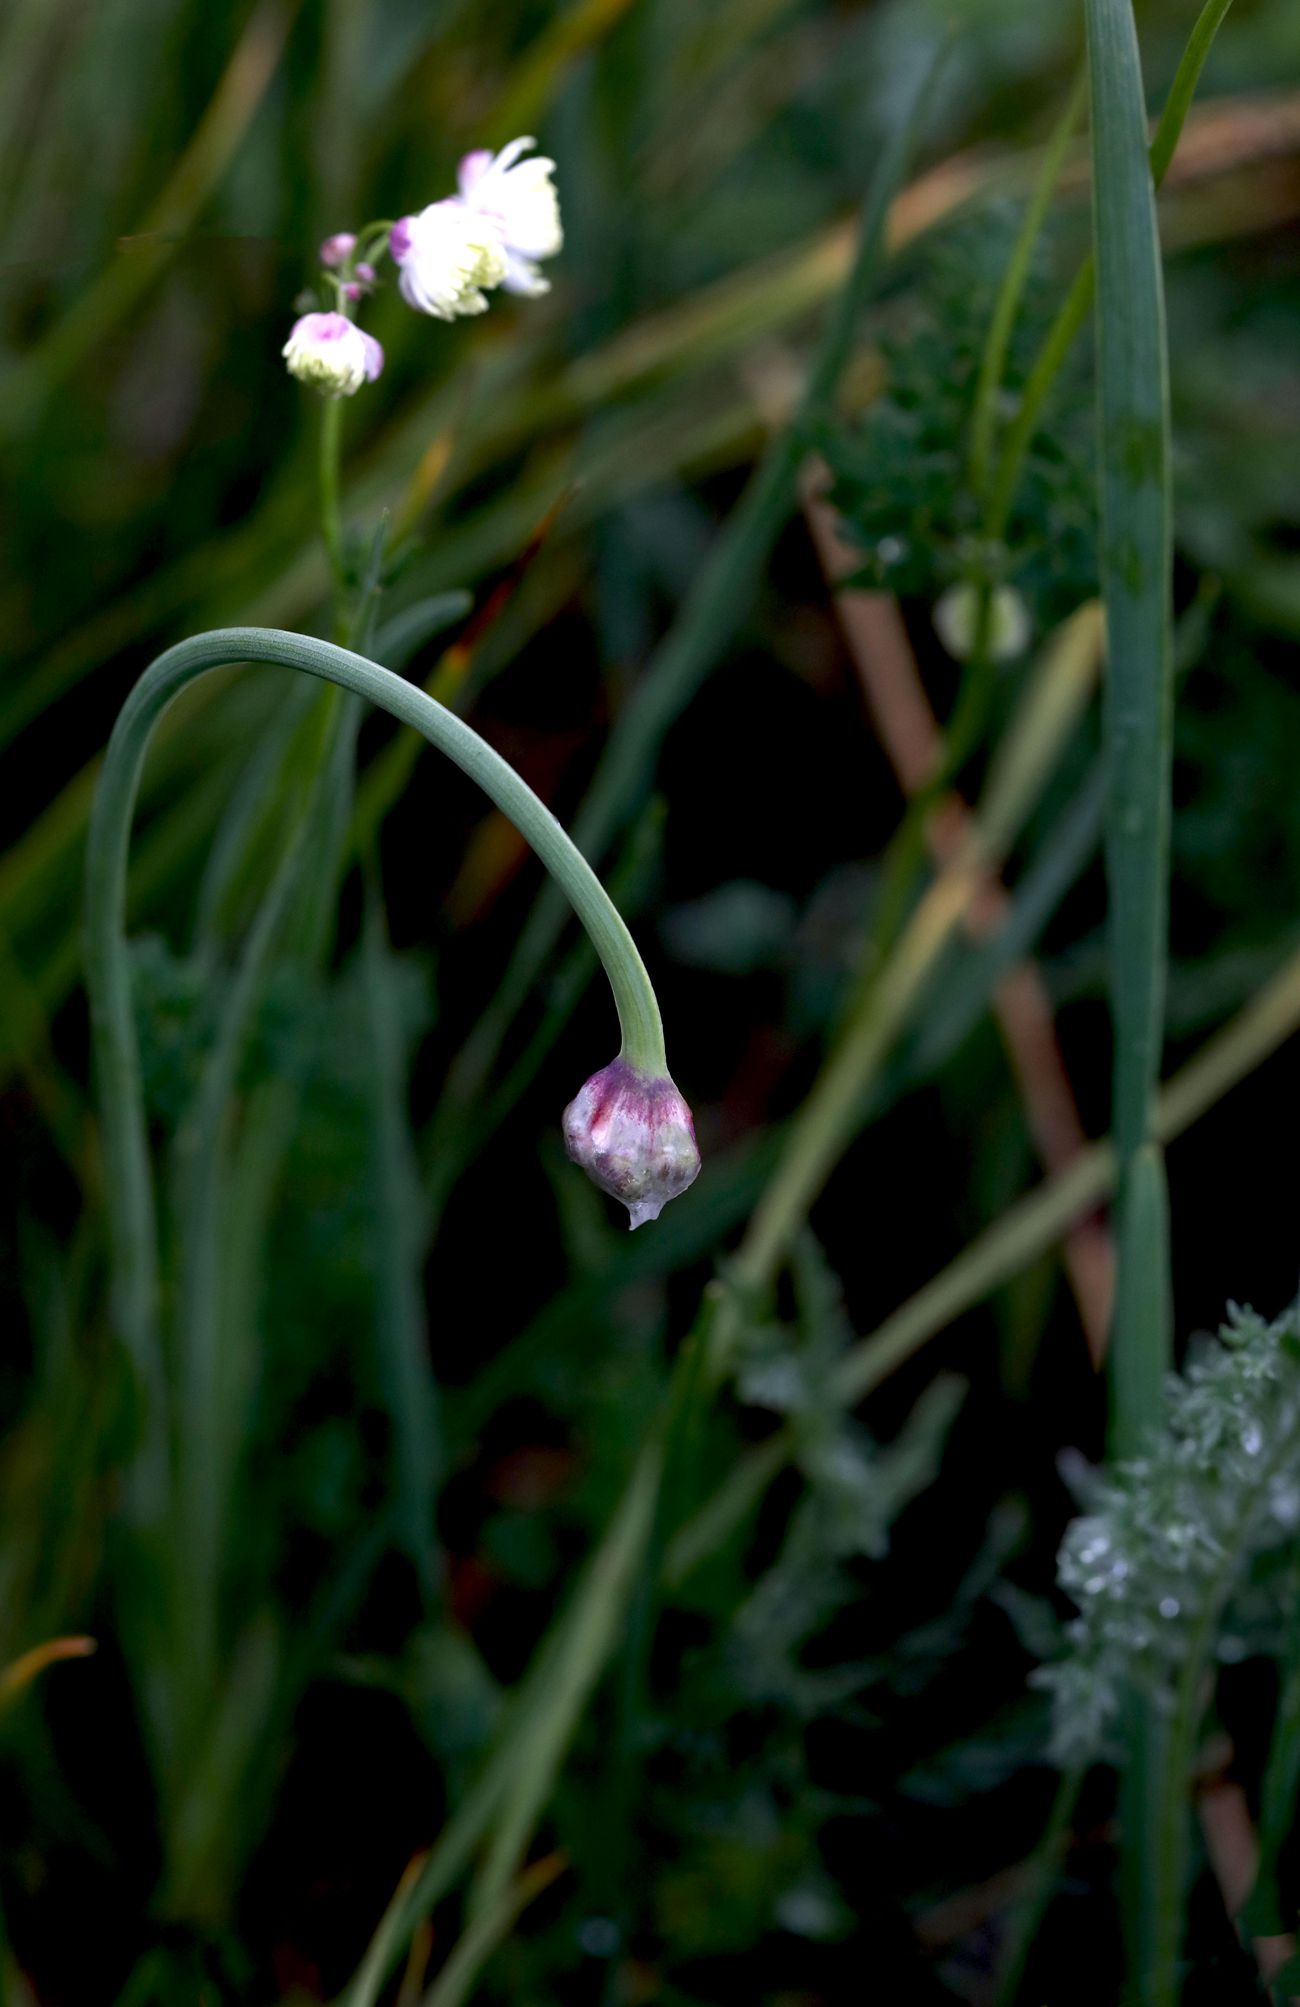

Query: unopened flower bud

[319,231,357,267]
[934,582,1032,662]
[282,311,383,395]
[563,1059,700,1230]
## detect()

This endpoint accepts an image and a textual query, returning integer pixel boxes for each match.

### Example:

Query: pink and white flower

[563,1059,701,1229]
[388,201,507,320]
[281,311,384,395]
[457,136,562,297]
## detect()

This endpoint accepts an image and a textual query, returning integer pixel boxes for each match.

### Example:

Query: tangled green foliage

[1040,1301,1300,1765]
[820,213,1097,640]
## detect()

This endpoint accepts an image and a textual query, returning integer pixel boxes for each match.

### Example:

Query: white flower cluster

[283,138,562,395]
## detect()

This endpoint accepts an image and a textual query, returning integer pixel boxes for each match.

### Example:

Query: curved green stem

[85,628,668,1452]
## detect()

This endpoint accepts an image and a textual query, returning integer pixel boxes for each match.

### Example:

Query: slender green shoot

[736,602,1103,1294]
[1085,0,1175,1458]
[319,394,345,599]
[360,881,441,1609]
[421,1853,568,2007]
[987,0,1235,543]
[968,68,1087,501]
[341,1437,665,2007]
[991,1767,1084,2007]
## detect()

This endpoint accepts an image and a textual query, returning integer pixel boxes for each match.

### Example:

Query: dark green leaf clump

[820,213,1097,638]
[608,1242,967,1969]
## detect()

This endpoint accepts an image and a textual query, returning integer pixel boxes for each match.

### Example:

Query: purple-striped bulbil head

[563,1059,701,1230]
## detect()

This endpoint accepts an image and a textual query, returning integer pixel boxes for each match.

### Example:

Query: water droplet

[578,1918,622,1959]
[1159,1596,1181,1620]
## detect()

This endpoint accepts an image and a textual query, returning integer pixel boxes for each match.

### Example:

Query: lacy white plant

[1039,1301,1300,1766]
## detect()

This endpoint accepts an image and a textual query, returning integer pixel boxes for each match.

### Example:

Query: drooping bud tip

[563,1058,700,1230]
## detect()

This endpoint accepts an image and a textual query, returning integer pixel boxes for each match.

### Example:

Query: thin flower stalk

[85,626,684,1460]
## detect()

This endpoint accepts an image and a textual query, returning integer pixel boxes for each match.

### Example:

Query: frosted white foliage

[1037,1303,1300,1763]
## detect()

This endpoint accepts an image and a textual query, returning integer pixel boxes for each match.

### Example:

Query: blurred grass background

[4,0,1300,2000]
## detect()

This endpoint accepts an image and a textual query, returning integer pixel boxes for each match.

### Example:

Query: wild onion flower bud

[389,201,507,319]
[563,1059,701,1229]
[319,231,357,267]
[456,136,562,297]
[282,311,384,395]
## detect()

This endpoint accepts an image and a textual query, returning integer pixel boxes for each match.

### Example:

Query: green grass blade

[373,592,475,672]
[968,67,1087,500]
[902,763,1106,1081]
[170,693,348,1709]
[987,0,1236,542]
[1149,0,1236,185]
[736,601,1103,1293]
[992,1768,1086,2007]
[360,886,441,1608]
[420,1854,567,2007]
[340,1437,664,2007]
[1240,1566,1300,1937]
[461,1439,664,1924]
[1109,1142,1172,1457]
[1084,0,1173,1404]
[191,684,315,946]
[667,931,1300,1585]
